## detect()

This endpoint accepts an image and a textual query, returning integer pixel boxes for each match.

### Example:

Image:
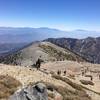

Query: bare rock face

[9,83,48,100]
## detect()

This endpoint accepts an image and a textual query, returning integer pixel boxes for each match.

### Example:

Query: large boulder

[9,83,48,100]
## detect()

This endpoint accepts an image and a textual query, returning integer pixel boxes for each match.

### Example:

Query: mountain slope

[0,63,93,100]
[0,62,100,100]
[0,42,87,66]
[45,37,100,64]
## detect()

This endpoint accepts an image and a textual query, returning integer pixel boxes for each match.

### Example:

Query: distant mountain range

[0,27,100,43]
[45,37,100,64]
[0,27,66,43]
[0,27,100,64]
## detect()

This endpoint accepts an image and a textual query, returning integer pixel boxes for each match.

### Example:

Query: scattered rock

[9,83,48,100]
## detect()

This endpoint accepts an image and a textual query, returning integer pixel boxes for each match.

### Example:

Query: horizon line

[0,26,100,32]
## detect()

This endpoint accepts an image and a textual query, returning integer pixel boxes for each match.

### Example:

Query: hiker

[86,67,89,72]
[90,76,93,81]
[36,58,41,70]
[64,70,66,76]
[36,59,41,70]
[57,70,61,75]
[82,71,85,76]
[99,74,100,80]
[84,69,87,74]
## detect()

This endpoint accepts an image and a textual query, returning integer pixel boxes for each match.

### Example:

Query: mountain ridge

[0,41,87,66]
[45,37,100,64]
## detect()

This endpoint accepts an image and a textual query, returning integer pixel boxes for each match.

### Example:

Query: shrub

[0,75,21,99]
[52,74,83,91]
[80,80,94,85]
[43,81,91,100]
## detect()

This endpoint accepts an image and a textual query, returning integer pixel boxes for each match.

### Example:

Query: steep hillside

[45,37,100,64]
[0,64,93,100]
[0,62,100,100]
[0,42,87,66]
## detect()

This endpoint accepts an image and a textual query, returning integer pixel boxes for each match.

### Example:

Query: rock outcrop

[9,83,48,100]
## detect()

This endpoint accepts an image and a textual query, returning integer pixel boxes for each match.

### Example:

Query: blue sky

[0,0,100,31]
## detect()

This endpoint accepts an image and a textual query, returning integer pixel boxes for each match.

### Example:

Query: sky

[0,0,100,31]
